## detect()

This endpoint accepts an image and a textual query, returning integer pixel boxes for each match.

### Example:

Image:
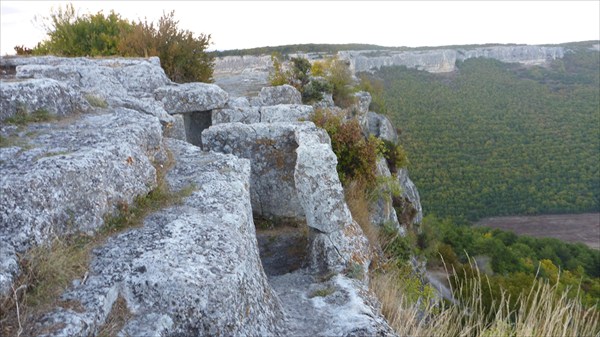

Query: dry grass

[344,179,380,249]
[97,296,132,337]
[372,259,600,337]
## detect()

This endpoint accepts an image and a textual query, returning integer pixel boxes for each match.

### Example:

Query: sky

[1,1,599,56]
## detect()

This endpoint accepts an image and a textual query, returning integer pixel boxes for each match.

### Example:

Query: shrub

[380,139,409,174]
[29,6,213,83]
[118,11,214,83]
[311,109,381,188]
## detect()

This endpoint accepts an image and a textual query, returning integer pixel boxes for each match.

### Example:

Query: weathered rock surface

[351,91,371,134]
[0,108,165,296]
[370,158,402,231]
[204,122,371,276]
[367,112,398,144]
[270,271,396,337]
[260,104,314,123]
[0,78,90,121]
[4,56,182,132]
[202,122,306,221]
[396,168,423,226]
[33,138,284,336]
[258,84,302,105]
[212,97,260,124]
[15,57,171,102]
[154,82,229,114]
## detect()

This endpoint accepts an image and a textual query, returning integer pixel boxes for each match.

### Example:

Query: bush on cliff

[24,5,213,83]
[311,108,382,188]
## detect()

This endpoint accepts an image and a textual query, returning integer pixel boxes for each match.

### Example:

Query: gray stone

[312,93,335,110]
[260,104,314,123]
[14,57,170,106]
[163,114,187,141]
[0,78,90,121]
[154,82,228,114]
[396,168,423,226]
[202,122,306,221]
[294,127,370,276]
[0,108,165,296]
[270,270,396,337]
[370,158,402,231]
[212,97,260,124]
[33,138,284,337]
[367,112,398,144]
[258,84,302,105]
[351,91,371,135]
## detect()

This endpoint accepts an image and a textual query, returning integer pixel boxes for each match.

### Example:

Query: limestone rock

[202,122,306,221]
[271,271,396,337]
[258,84,302,105]
[312,93,336,110]
[370,158,402,231]
[0,108,165,296]
[367,112,398,144]
[33,138,284,336]
[294,126,370,276]
[154,82,228,114]
[260,104,314,123]
[14,57,171,106]
[351,91,371,134]
[212,97,260,124]
[0,78,90,121]
[396,168,423,226]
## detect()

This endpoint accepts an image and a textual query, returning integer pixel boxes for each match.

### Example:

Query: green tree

[33,4,130,57]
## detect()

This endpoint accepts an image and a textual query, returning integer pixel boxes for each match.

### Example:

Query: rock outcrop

[0,78,90,121]
[33,139,283,336]
[1,55,400,336]
[258,84,303,105]
[0,108,165,296]
[339,45,565,74]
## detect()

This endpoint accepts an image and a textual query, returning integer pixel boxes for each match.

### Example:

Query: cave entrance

[182,110,212,147]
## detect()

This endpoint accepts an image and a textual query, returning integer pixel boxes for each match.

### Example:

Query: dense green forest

[376,48,600,220]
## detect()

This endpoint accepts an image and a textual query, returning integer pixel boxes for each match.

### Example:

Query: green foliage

[29,6,213,83]
[380,139,409,174]
[325,56,356,108]
[311,109,381,188]
[4,108,52,125]
[268,52,288,86]
[117,11,213,83]
[358,73,388,114]
[380,51,600,220]
[419,215,600,309]
[33,4,129,57]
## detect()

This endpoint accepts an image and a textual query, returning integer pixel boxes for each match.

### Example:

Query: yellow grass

[372,259,600,337]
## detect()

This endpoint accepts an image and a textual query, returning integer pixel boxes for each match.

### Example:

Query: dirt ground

[475,213,600,250]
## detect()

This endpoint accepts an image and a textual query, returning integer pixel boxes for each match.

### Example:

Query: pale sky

[1,1,599,56]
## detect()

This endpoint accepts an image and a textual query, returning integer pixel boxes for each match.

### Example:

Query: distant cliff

[339,45,565,73]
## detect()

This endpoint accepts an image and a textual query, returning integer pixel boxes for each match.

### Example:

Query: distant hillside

[376,47,600,221]
[210,41,597,57]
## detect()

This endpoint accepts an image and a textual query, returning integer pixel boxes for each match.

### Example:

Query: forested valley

[375,47,599,221]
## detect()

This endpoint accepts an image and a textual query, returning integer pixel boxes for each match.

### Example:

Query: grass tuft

[3,109,53,126]
[372,258,600,337]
